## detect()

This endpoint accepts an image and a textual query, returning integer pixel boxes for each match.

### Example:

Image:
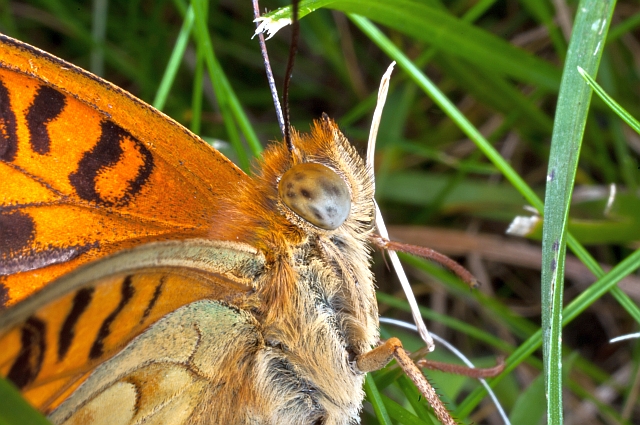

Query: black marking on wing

[0,78,18,162]
[140,275,165,323]
[0,279,8,309]
[7,316,46,389]
[0,210,35,261]
[58,287,95,361]
[90,275,135,359]
[68,120,154,207]
[25,85,66,155]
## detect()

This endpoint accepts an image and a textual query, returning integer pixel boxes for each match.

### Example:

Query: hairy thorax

[248,235,378,425]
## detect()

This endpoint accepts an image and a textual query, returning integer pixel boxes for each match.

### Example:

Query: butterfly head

[251,1,374,240]
[278,162,350,231]
[273,114,375,238]
[211,113,374,251]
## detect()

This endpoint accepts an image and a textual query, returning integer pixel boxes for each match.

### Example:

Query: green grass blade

[153,5,194,111]
[191,0,251,169]
[572,60,640,325]
[0,378,52,425]
[364,373,392,425]
[562,248,640,325]
[349,14,543,211]
[378,291,517,353]
[578,66,640,134]
[90,0,107,76]
[261,0,562,90]
[395,375,439,424]
[519,0,566,59]
[190,0,262,167]
[508,372,545,425]
[190,41,205,135]
[191,0,247,169]
[381,393,435,425]
[541,2,615,424]
[607,11,640,42]
[457,247,640,417]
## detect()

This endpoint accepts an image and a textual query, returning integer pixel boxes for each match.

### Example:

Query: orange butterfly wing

[0,239,261,413]
[0,34,249,306]
[0,34,261,414]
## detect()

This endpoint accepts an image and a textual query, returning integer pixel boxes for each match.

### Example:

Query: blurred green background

[1,0,639,424]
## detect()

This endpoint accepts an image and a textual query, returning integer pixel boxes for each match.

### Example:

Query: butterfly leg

[417,356,505,378]
[356,338,457,425]
[355,337,402,373]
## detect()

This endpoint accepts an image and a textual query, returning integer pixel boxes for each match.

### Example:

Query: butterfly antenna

[282,0,300,153]
[252,0,285,137]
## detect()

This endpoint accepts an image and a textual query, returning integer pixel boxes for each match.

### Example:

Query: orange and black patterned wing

[0,239,264,415]
[0,34,249,306]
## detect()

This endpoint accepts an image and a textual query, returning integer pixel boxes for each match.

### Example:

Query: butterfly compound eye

[278,163,351,230]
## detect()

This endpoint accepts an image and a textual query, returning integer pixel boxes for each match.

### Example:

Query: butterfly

[0,0,516,420]
[0,6,470,424]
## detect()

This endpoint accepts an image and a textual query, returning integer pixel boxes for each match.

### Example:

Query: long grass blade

[541,2,615,424]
